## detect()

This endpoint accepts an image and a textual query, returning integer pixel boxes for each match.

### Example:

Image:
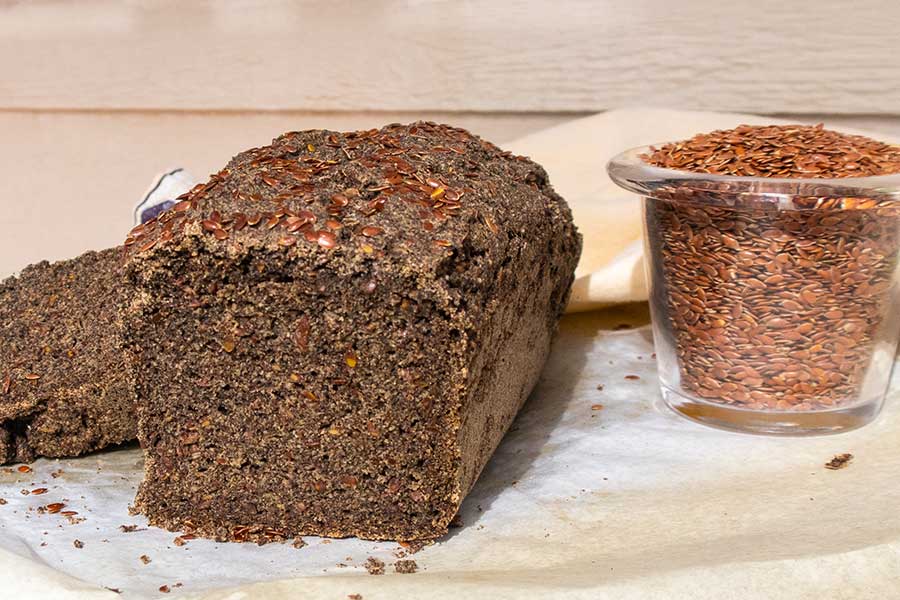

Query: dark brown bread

[124,122,581,542]
[0,249,136,464]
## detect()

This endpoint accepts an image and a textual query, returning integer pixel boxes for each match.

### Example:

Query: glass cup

[608,146,900,435]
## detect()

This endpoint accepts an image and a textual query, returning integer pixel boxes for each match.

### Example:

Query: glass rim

[607,145,900,210]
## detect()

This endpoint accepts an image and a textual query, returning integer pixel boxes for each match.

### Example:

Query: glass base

[661,385,881,436]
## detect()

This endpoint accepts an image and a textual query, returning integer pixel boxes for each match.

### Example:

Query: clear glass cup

[608,146,900,435]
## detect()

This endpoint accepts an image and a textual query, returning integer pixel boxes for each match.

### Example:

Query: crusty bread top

[124,122,576,275]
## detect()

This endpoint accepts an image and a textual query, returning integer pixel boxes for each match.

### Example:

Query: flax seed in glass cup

[608,125,900,435]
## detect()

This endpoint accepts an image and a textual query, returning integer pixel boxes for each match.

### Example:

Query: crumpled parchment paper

[2,307,899,599]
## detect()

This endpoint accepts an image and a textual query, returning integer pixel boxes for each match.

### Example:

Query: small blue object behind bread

[134,168,196,225]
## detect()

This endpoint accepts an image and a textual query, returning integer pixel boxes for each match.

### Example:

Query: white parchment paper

[2,308,899,599]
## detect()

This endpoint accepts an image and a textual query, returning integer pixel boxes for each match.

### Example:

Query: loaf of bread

[123,122,581,542]
[0,249,136,464]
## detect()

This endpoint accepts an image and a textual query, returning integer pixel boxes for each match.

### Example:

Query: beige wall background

[2,0,900,275]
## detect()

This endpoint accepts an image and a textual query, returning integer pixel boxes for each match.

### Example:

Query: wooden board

[1,0,899,114]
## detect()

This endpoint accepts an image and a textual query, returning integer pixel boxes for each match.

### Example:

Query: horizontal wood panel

[1,0,899,114]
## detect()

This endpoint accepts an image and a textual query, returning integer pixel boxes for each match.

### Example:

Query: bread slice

[0,249,136,464]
